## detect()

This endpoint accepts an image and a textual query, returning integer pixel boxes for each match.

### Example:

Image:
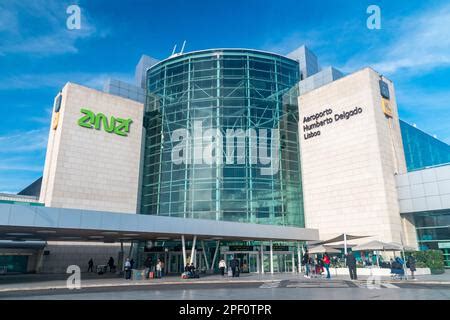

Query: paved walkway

[1,270,449,293]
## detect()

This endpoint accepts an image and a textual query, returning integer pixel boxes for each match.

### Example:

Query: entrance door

[168,252,204,274]
[263,252,295,272]
[225,252,259,273]
[169,253,184,274]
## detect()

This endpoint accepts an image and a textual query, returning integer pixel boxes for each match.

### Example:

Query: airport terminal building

[1,46,449,274]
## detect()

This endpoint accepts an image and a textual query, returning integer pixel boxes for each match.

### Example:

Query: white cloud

[397,87,450,143]
[344,4,450,75]
[0,129,48,153]
[0,72,134,91]
[0,0,100,56]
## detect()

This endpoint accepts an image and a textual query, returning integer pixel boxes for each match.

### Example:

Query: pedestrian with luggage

[219,259,226,276]
[144,256,152,279]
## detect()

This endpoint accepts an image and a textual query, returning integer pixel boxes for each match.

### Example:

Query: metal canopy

[352,240,396,251]
[315,234,371,245]
[0,204,319,243]
[308,245,341,254]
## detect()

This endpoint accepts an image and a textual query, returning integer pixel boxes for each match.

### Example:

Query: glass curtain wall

[414,210,450,267]
[141,49,304,227]
[400,120,450,172]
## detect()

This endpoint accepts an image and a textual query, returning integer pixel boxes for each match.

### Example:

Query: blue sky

[1,0,449,193]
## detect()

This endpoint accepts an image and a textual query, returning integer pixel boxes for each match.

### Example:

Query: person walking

[407,255,417,280]
[346,251,357,280]
[230,257,239,277]
[156,259,162,278]
[160,260,165,278]
[124,258,132,280]
[88,258,94,273]
[144,256,152,279]
[323,253,331,279]
[219,259,226,276]
[107,257,115,273]
[302,250,310,278]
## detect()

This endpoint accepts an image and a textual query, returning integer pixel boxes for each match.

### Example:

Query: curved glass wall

[400,120,450,172]
[141,49,304,227]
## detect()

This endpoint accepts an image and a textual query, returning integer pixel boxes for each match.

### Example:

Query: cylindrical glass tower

[141,49,304,227]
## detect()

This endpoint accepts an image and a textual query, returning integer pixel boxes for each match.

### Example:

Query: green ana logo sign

[77,108,133,137]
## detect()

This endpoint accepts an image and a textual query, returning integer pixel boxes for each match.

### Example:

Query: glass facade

[414,209,450,268]
[400,120,450,172]
[140,49,304,227]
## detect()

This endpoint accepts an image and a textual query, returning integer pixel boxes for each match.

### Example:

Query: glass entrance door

[168,252,204,274]
[263,252,295,272]
[169,252,183,274]
[225,252,259,273]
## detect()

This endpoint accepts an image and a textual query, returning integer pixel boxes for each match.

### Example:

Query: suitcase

[228,269,233,277]
[149,271,155,279]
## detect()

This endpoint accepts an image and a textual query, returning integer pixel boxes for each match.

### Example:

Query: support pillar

[344,233,348,255]
[190,235,197,266]
[201,241,209,271]
[260,243,264,274]
[270,240,274,274]
[181,235,187,268]
[297,242,301,273]
[210,240,220,270]
[292,252,295,274]
[35,248,45,273]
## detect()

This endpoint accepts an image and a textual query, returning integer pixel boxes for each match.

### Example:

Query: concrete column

[210,240,220,270]
[35,249,45,273]
[181,235,187,268]
[344,233,348,255]
[292,253,295,273]
[256,252,260,274]
[297,242,302,273]
[201,241,209,270]
[270,240,274,274]
[190,235,197,266]
[260,243,264,274]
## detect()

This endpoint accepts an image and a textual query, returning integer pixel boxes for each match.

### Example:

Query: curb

[0,278,449,294]
[0,279,268,293]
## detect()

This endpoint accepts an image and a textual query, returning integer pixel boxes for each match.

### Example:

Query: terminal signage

[77,108,133,137]
[302,107,363,140]
[229,245,254,252]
